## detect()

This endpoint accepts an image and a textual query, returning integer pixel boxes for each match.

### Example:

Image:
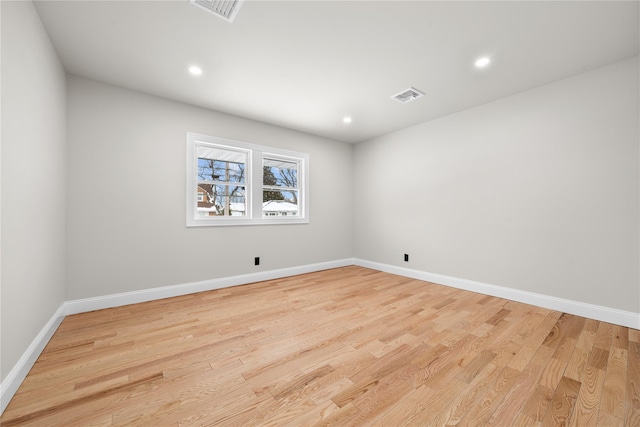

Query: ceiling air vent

[190,0,244,23]
[391,87,425,104]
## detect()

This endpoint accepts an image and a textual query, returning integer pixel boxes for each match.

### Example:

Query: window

[187,132,309,226]
[196,145,248,218]
[262,157,300,218]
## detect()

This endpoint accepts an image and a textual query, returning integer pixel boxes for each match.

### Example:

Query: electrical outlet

[255,257,260,266]
[404,254,409,262]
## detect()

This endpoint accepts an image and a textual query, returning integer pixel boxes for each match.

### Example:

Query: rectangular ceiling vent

[391,87,425,104]
[190,0,244,23]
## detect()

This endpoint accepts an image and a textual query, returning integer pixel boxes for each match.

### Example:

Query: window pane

[197,184,246,217]
[263,158,297,188]
[198,158,245,183]
[263,190,298,217]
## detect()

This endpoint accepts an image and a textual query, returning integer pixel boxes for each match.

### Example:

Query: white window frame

[187,132,309,227]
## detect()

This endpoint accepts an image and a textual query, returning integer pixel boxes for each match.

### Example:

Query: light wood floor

[2,266,639,426]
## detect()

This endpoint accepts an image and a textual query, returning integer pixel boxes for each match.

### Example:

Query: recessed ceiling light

[343,116,352,124]
[475,57,491,68]
[188,66,203,76]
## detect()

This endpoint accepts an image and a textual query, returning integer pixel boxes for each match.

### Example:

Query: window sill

[186,217,309,227]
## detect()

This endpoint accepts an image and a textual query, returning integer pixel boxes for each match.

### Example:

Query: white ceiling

[33,1,639,144]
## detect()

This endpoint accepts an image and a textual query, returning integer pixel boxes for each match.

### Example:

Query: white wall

[1,1,67,381]
[66,76,353,300]
[354,57,639,313]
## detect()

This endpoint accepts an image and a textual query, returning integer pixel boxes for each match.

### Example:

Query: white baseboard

[0,303,66,415]
[354,259,640,330]
[64,258,355,315]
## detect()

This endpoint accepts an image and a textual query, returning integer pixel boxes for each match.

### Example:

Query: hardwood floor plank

[508,329,550,372]
[269,364,335,401]
[565,327,597,382]
[589,347,611,371]
[520,384,555,422]
[625,341,640,427]
[457,349,497,384]
[456,366,523,426]
[539,357,567,391]
[333,374,415,425]
[288,399,340,426]
[598,346,628,423]
[567,365,606,427]
[593,322,615,350]
[612,325,630,350]
[370,385,436,426]
[1,266,638,426]
[513,412,543,427]
[311,401,359,426]
[541,376,581,427]
[426,380,489,426]
[487,364,542,426]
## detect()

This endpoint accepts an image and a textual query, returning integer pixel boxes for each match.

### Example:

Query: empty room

[1,0,639,426]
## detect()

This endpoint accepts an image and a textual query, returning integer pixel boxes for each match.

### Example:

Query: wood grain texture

[1,266,638,426]
[568,366,606,427]
[541,376,581,427]
[625,341,640,427]
[599,347,628,424]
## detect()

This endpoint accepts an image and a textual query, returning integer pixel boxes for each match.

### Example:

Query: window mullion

[251,151,263,219]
